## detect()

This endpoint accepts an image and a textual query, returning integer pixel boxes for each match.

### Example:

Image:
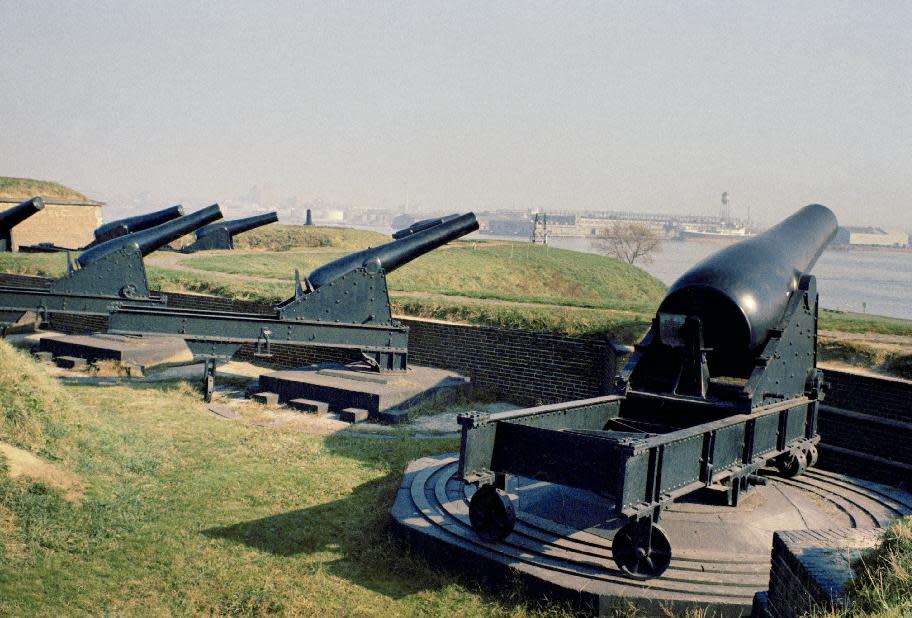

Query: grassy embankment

[0,340,586,616]
[0,176,89,201]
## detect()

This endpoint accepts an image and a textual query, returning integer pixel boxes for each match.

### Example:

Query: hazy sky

[2,2,910,227]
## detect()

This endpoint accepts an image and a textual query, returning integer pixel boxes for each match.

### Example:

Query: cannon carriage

[457,204,837,579]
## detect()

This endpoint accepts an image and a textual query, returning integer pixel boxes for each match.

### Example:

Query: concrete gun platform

[38,333,194,366]
[258,364,470,420]
[391,453,912,616]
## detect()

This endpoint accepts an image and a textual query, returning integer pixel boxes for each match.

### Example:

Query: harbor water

[548,236,912,321]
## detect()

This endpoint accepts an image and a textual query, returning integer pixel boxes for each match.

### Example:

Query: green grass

[0,176,88,201]
[393,296,651,342]
[0,342,81,456]
[820,309,912,338]
[0,343,576,616]
[0,252,68,278]
[821,517,912,617]
[182,241,667,313]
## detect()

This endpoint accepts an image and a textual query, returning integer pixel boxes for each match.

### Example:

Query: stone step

[258,364,469,420]
[251,391,279,405]
[55,355,87,369]
[288,398,329,414]
[339,407,369,423]
[33,351,54,363]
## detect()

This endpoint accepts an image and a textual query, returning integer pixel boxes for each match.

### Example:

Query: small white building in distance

[834,226,908,247]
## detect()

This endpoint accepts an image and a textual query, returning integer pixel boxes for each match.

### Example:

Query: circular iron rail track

[394,454,912,611]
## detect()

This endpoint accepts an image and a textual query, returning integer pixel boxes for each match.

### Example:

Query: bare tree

[591,222,662,265]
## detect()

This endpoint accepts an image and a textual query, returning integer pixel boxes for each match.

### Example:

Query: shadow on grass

[201,434,459,600]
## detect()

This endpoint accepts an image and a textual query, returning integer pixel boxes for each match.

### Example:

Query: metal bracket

[254,327,272,357]
[201,358,216,403]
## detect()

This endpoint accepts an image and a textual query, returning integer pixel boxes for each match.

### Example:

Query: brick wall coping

[0,196,104,207]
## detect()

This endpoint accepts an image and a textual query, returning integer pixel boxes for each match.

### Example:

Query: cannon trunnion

[457,204,836,579]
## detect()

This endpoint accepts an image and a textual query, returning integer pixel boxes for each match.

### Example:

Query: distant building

[0,196,104,250]
[313,209,345,224]
[834,226,908,247]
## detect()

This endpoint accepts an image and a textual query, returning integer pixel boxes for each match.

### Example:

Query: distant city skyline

[2,2,910,229]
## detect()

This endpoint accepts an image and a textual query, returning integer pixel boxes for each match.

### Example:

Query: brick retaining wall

[401,318,617,404]
[817,372,912,486]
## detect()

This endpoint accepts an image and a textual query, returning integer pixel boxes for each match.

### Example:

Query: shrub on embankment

[232,224,389,252]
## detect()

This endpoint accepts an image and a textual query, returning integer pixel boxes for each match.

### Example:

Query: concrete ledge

[763,528,883,618]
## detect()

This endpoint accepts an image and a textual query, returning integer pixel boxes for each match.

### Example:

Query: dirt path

[819,329,912,348]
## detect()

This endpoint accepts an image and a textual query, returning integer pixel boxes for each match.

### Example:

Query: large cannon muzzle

[307,212,478,289]
[78,204,223,268]
[93,205,185,243]
[658,204,838,355]
[0,198,45,251]
[196,211,279,239]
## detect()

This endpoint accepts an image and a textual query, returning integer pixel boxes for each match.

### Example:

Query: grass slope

[182,241,666,313]
[0,343,577,616]
[0,342,80,455]
[0,176,88,201]
[232,225,389,252]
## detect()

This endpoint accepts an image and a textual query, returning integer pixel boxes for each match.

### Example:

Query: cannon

[307,212,477,288]
[391,214,461,239]
[107,212,479,370]
[0,205,222,329]
[457,204,837,579]
[89,205,185,246]
[0,198,45,252]
[182,211,279,252]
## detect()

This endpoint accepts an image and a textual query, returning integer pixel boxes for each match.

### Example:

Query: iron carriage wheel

[775,446,809,478]
[468,484,516,542]
[611,519,672,580]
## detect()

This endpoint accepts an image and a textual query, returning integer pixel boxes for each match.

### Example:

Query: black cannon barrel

[658,204,838,353]
[93,205,185,242]
[392,213,461,239]
[196,211,279,239]
[0,197,45,230]
[78,204,223,268]
[307,212,479,289]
